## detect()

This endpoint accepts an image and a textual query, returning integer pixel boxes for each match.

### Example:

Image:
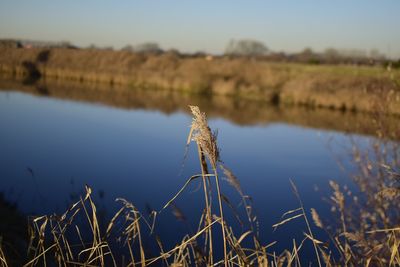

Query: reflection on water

[1,78,398,138]
[0,78,398,261]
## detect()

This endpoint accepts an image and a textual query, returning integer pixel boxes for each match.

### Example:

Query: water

[0,81,377,261]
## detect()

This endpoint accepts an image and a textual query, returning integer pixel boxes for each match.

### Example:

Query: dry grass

[0,105,399,266]
[0,243,7,267]
[1,47,400,114]
[311,101,400,266]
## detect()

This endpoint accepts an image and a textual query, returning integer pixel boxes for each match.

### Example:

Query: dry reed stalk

[220,164,263,263]
[114,198,148,267]
[291,180,322,267]
[0,241,8,267]
[328,180,353,262]
[311,208,323,229]
[188,105,228,267]
[145,219,221,266]
[213,171,228,267]
[24,187,120,267]
[272,180,322,267]
[196,143,214,266]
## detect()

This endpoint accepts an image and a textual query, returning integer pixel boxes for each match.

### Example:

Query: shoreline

[1,47,399,115]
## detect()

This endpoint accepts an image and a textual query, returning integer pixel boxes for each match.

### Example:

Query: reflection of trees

[2,78,399,140]
[36,50,51,63]
[21,49,51,85]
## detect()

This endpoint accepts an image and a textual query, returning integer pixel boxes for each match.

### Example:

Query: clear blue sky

[0,0,399,58]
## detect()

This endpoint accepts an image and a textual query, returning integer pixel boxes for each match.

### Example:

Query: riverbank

[1,47,400,114]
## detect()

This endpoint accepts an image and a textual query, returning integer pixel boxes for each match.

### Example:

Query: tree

[300,47,314,56]
[225,39,268,56]
[121,45,134,52]
[324,48,340,62]
[134,42,162,53]
[369,49,385,60]
[297,47,320,64]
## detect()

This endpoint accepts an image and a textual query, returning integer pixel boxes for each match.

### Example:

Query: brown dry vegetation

[1,47,400,114]
[320,107,400,266]
[0,106,399,266]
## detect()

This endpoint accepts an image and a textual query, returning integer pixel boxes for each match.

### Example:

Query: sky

[0,0,399,58]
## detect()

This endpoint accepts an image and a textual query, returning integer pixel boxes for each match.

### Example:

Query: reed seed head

[189,105,220,169]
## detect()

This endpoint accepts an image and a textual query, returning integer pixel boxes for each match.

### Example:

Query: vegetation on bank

[0,106,399,266]
[0,47,400,115]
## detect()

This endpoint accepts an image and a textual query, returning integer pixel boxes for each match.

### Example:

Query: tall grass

[0,106,399,266]
[0,243,7,267]
[320,106,400,266]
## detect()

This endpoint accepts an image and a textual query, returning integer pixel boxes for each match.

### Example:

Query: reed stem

[197,144,214,266]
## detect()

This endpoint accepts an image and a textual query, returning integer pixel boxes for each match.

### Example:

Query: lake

[0,79,388,263]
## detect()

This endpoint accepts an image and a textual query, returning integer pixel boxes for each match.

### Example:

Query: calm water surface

[0,87,366,257]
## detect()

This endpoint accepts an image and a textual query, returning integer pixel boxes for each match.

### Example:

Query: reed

[0,242,7,267]
[0,105,399,266]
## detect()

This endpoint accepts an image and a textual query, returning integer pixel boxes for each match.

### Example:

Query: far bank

[0,47,399,114]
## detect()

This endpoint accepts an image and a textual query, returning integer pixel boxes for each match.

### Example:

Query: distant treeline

[0,42,399,115]
[1,38,398,66]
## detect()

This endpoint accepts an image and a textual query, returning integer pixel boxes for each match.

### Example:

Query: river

[0,78,394,263]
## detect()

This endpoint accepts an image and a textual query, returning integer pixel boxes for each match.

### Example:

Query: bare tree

[225,39,268,56]
[134,42,162,53]
[121,44,134,52]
